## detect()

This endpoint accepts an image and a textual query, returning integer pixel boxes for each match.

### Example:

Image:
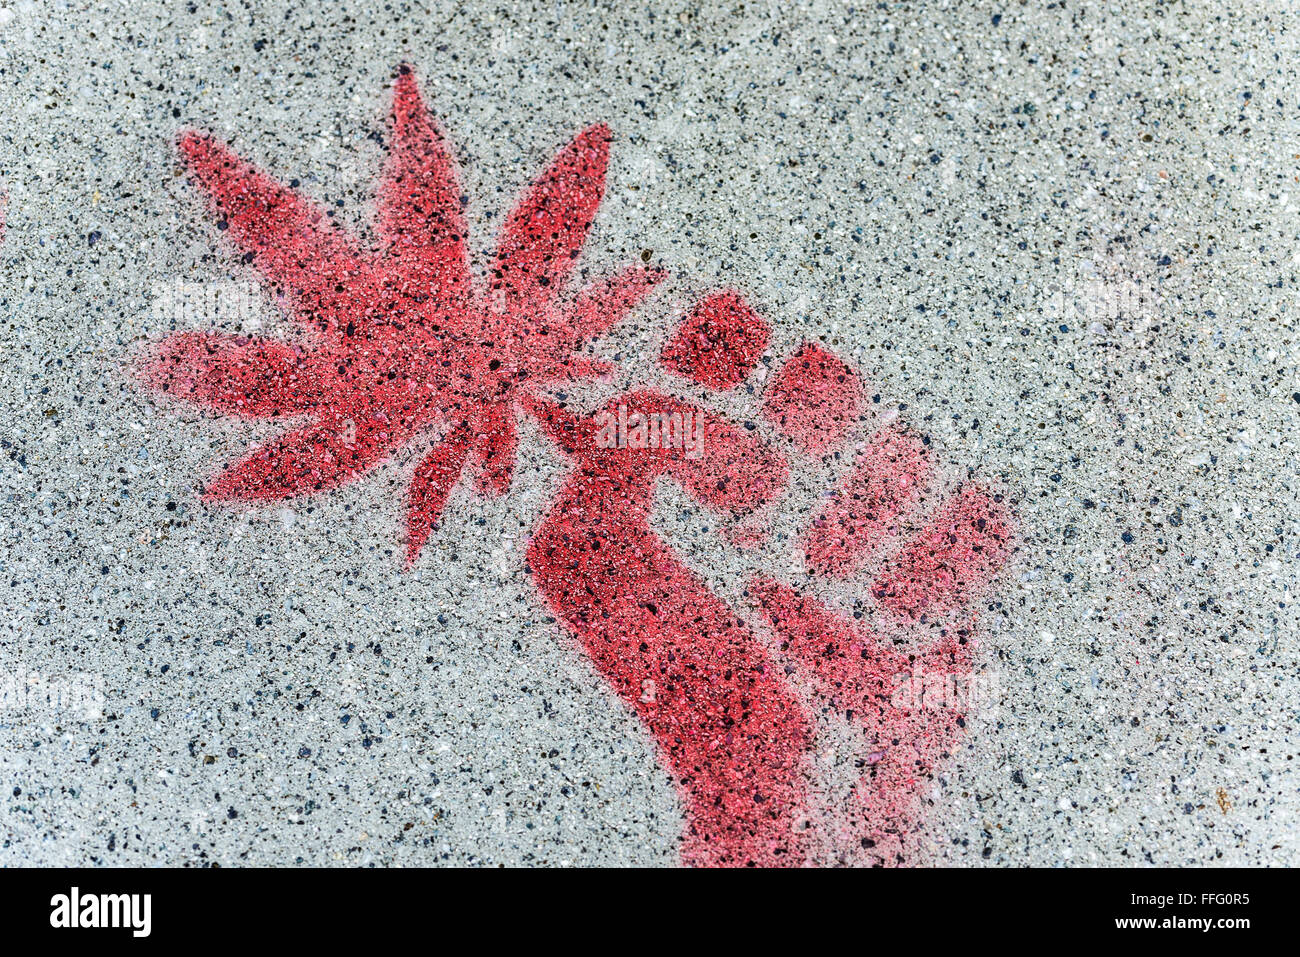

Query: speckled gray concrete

[1,0,1297,866]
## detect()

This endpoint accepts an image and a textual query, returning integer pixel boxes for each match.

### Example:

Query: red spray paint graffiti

[137,67,1014,866]
[526,344,1011,865]
[751,578,979,865]
[141,66,658,564]
[801,426,932,579]
[763,342,865,455]
[659,290,770,390]
[523,390,809,867]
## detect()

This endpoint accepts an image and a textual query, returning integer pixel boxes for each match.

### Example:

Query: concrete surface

[0,0,1297,865]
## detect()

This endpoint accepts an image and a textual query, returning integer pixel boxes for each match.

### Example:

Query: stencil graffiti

[136,66,1014,867]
